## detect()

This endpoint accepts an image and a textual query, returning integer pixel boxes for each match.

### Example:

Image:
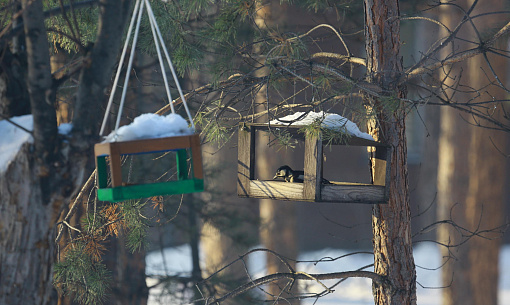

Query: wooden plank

[95,135,197,156]
[249,180,307,201]
[189,134,204,179]
[303,134,322,201]
[115,136,192,155]
[109,144,123,187]
[321,184,385,203]
[373,146,387,186]
[94,142,112,156]
[237,124,255,197]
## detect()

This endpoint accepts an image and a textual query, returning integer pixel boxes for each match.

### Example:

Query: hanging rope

[99,0,195,138]
[99,0,142,137]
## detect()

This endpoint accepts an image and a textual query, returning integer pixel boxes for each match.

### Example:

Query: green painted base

[97,179,204,202]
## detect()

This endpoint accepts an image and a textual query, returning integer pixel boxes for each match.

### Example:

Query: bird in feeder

[273,165,304,183]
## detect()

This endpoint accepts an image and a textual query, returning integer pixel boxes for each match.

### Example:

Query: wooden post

[238,123,255,197]
[190,134,204,179]
[303,133,323,201]
[373,146,391,202]
[109,143,122,187]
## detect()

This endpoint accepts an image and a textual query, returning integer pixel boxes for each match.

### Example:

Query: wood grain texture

[237,124,255,196]
[321,184,385,203]
[189,134,204,179]
[109,144,122,187]
[249,180,305,201]
[303,134,322,200]
[248,180,385,203]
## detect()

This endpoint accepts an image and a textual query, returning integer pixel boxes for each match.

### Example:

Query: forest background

[0,0,509,305]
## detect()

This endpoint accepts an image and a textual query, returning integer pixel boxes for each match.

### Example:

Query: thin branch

[0,113,34,135]
[206,271,385,305]
[311,52,366,66]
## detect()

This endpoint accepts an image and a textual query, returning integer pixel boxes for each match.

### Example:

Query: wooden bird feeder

[95,134,204,202]
[237,123,391,203]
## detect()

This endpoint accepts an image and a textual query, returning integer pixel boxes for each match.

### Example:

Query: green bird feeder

[95,0,204,202]
[95,134,204,202]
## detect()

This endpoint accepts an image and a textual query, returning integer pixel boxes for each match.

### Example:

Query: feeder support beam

[304,133,323,201]
[238,124,255,197]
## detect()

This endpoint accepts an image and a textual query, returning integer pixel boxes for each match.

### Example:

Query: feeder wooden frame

[95,134,203,202]
[237,123,391,204]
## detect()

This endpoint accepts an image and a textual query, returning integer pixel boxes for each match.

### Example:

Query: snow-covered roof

[103,113,194,143]
[269,111,374,141]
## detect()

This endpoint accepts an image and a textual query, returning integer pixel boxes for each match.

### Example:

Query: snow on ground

[146,243,510,305]
[103,113,193,142]
[0,115,73,174]
[269,111,374,141]
[0,115,33,174]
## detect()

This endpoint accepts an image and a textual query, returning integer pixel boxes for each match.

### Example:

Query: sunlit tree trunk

[254,1,299,303]
[364,0,416,304]
[436,2,473,303]
[437,1,507,304]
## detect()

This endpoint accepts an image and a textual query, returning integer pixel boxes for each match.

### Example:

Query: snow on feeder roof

[269,111,374,141]
[102,113,194,143]
[94,0,203,202]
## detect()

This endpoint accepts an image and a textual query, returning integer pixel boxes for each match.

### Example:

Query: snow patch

[269,111,374,141]
[0,115,34,175]
[146,243,510,305]
[58,122,73,135]
[103,113,193,143]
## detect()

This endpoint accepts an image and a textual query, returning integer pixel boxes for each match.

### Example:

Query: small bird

[273,165,304,183]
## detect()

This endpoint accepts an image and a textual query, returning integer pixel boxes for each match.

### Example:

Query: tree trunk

[435,2,473,304]
[437,1,507,304]
[0,1,135,304]
[105,235,149,305]
[0,144,60,304]
[364,1,416,304]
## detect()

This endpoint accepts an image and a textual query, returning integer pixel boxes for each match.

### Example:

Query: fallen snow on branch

[103,113,193,143]
[269,111,374,141]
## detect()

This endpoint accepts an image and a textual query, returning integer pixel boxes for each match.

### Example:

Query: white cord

[144,0,195,130]
[145,0,175,114]
[100,0,196,139]
[114,0,145,134]
[99,0,141,136]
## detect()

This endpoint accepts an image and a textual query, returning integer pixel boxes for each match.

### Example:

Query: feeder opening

[98,149,191,187]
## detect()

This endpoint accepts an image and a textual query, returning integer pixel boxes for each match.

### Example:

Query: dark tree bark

[21,0,58,164]
[364,0,416,304]
[0,46,30,117]
[72,0,133,149]
[0,1,140,304]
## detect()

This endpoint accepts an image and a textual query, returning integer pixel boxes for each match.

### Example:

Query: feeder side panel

[176,149,188,180]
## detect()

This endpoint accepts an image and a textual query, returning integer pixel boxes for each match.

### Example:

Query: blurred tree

[437,1,508,305]
[1,0,509,305]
